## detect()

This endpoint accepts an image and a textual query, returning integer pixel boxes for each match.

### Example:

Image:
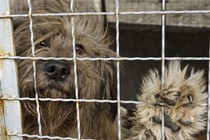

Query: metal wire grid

[0,0,209,140]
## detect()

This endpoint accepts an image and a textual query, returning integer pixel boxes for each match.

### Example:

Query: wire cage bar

[161,0,166,139]
[115,0,122,139]
[70,0,82,139]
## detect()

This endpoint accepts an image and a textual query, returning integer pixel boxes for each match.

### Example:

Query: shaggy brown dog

[125,61,207,140]
[14,0,117,139]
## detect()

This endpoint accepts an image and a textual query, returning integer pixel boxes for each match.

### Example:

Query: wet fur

[14,0,117,139]
[125,61,207,140]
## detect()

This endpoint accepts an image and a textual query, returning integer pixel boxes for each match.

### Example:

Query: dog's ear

[97,54,117,122]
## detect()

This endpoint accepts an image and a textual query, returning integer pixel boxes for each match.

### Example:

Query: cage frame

[0,0,209,140]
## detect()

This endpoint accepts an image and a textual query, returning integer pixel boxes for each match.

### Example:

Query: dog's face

[15,0,116,98]
[14,1,117,127]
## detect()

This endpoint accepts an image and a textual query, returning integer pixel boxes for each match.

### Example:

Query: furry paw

[126,61,207,140]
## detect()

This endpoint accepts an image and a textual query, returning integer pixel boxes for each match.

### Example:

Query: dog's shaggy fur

[125,61,207,140]
[14,0,117,139]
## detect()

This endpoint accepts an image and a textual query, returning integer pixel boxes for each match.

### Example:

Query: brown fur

[125,61,207,140]
[14,0,117,139]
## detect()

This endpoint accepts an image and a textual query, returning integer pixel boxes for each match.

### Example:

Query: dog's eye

[39,40,47,47]
[75,44,84,54]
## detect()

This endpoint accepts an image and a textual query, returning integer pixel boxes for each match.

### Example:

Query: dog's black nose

[44,60,70,81]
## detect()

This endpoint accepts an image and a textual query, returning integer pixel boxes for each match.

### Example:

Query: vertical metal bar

[207,33,210,140]
[161,0,166,140]
[70,0,81,139]
[27,0,42,136]
[115,0,121,139]
[0,0,23,139]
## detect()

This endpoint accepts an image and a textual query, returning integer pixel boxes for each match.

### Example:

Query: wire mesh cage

[0,0,210,140]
